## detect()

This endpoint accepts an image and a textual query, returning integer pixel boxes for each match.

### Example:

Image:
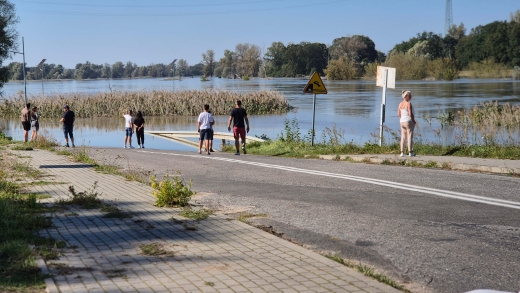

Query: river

[1,77,519,150]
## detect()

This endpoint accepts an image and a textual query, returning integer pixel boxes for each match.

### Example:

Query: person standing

[134,111,145,149]
[30,106,39,141]
[398,90,416,157]
[123,109,134,148]
[207,110,214,152]
[197,104,214,155]
[21,103,31,142]
[60,105,75,147]
[227,100,249,155]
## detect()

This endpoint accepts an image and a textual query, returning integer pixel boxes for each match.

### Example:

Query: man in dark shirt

[227,100,250,155]
[59,105,75,147]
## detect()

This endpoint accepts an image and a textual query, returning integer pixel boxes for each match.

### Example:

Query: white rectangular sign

[376,66,396,89]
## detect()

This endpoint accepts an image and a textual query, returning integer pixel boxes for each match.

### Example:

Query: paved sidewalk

[20,149,402,293]
[320,154,520,175]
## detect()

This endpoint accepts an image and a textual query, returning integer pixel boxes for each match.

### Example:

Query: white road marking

[140,150,520,210]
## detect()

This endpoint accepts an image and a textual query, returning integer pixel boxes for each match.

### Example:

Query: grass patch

[27,180,67,186]
[236,212,268,224]
[11,144,34,151]
[100,204,132,219]
[237,118,520,160]
[179,207,214,221]
[140,243,175,257]
[56,183,103,209]
[326,253,410,293]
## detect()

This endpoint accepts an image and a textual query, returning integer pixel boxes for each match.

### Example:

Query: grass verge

[325,254,411,293]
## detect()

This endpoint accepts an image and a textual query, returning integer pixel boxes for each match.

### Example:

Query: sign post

[376,66,396,146]
[303,72,327,146]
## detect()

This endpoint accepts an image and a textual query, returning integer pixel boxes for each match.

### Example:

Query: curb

[320,155,520,175]
[36,258,58,293]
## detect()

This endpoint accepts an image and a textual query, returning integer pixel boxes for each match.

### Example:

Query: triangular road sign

[303,72,327,94]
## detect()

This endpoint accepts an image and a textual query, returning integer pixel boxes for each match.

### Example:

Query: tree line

[5,10,520,82]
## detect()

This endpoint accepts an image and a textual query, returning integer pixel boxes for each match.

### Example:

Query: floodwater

[1,77,519,150]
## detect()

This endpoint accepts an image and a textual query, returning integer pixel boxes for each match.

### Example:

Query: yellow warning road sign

[303,72,327,94]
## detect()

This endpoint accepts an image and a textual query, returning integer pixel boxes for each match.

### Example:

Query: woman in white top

[397,90,416,157]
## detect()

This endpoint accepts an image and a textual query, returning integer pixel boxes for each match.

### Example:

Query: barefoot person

[21,103,31,142]
[60,105,75,147]
[30,106,39,141]
[398,90,416,157]
[122,109,134,148]
[197,104,214,155]
[227,100,249,155]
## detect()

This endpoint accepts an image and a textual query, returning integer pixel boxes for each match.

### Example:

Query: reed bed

[438,101,520,128]
[0,89,290,118]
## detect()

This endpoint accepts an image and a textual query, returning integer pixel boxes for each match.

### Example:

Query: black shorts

[22,121,31,131]
[199,129,211,140]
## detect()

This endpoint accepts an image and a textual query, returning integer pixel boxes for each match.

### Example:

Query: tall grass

[466,58,513,78]
[239,118,520,160]
[0,89,290,118]
[0,132,59,290]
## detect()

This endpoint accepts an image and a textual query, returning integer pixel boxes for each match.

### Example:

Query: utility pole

[12,37,27,105]
[170,59,177,89]
[38,59,46,96]
[445,0,453,36]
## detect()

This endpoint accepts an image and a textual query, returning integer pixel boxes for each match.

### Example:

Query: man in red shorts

[227,100,250,155]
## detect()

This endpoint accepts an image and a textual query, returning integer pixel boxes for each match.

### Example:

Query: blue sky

[12,0,520,69]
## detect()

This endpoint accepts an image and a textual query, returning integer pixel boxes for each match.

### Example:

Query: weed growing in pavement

[140,243,175,257]
[204,281,215,287]
[236,212,268,224]
[103,268,127,279]
[150,173,194,207]
[325,254,410,293]
[11,144,33,151]
[424,161,438,168]
[179,207,214,221]
[101,204,132,219]
[56,182,103,209]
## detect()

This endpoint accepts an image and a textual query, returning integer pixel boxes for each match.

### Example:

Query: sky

[11,0,520,69]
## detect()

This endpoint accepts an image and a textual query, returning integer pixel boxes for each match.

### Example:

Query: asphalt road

[90,147,520,293]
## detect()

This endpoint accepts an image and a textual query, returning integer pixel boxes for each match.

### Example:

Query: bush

[150,173,194,207]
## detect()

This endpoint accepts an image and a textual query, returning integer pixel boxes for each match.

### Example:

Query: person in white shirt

[122,109,134,148]
[397,90,416,157]
[197,104,214,155]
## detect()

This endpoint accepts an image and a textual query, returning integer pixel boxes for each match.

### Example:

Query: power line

[17,0,350,17]
[16,0,287,9]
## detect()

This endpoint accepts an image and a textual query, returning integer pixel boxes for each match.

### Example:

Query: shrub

[150,173,194,207]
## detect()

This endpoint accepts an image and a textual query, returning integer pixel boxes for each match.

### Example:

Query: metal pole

[312,93,316,146]
[379,69,388,146]
[21,37,27,105]
[41,68,44,96]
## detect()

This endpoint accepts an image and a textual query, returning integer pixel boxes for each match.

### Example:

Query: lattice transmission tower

[445,0,453,36]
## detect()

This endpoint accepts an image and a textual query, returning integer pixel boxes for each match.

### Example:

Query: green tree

[201,49,215,77]
[111,61,124,78]
[0,0,18,89]
[234,43,261,77]
[177,59,189,77]
[264,42,287,77]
